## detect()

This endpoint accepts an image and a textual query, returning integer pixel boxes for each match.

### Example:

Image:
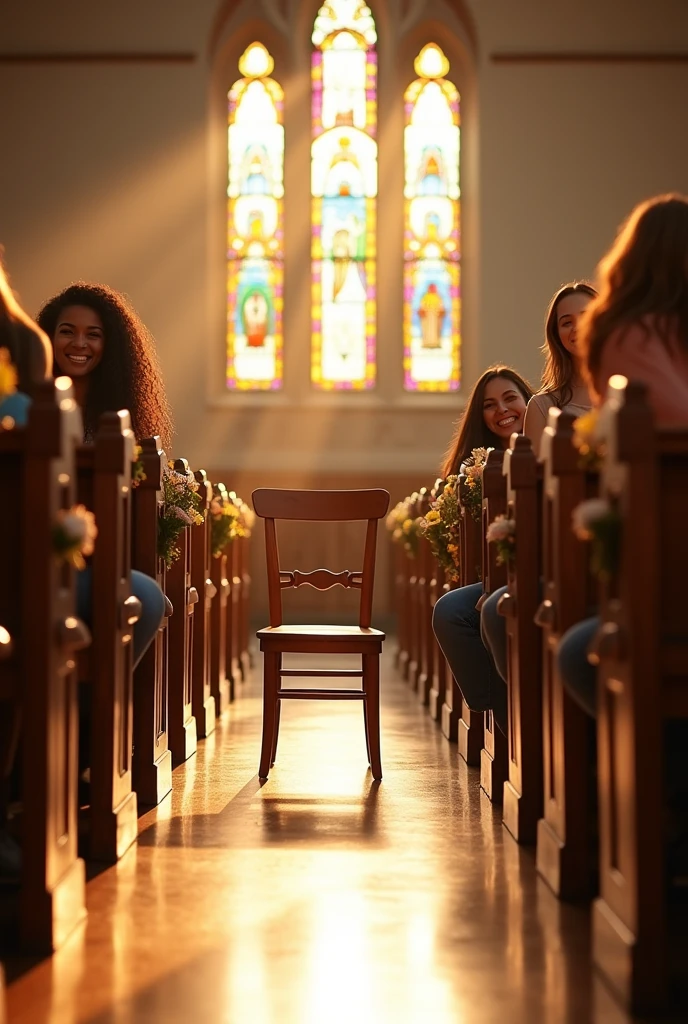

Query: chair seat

[257,624,385,642]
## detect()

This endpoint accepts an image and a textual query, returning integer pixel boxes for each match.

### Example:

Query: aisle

[8,651,631,1024]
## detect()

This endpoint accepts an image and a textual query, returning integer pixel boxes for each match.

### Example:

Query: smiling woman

[441,364,533,477]
[36,282,173,449]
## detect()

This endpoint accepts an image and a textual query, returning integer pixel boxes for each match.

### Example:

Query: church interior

[2,0,688,1020]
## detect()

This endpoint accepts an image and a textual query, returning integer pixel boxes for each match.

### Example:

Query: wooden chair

[76,411,139,863]
[252,488,390,781]
[0,379,88,951]
[209,482,232,715]
[132,436,173,807]
[191,470,217,738]
[166,459,198,766]
[455,472,484,764]
[535,408,596,901]
[589,377,688,1013]
[497,434,543,844]
[480,449,508,802]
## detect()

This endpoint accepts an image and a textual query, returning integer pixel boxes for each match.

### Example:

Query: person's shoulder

[527,390,557,412]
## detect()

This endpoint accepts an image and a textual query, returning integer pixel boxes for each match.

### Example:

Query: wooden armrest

[534,599,556,629]
[58,616,91,652]
[0,625,13,660]
[587,621,626,665]
[497,590,516,618]
[475,594,487,612]
[120,594,142,630]
[205,578,218,601]
[164,594,174,617]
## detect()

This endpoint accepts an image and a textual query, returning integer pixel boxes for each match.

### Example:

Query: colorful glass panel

[403,44,461,391]
[311,0,377,390]
[227,43,284,391]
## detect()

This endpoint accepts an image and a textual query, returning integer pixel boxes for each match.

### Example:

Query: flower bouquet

[158,461,205,568]
[460,446,494,522]
[131,444,147,488]
[53,504,98,570]
[571,497,621,580]
[486,514,516,567]
[572,408,604,470]
[419,477,461,582]
[209,490,240,558]
[386,495,421,559]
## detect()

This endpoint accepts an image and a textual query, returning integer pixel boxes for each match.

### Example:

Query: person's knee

[131,570,165,634]
[432,583,482,641]
[557,618,599,719]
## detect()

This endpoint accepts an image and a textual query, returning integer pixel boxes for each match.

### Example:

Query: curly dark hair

[36,282,173,450]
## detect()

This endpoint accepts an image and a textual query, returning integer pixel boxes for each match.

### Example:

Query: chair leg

[259,651,279,779]
[363,653,382,780]
[362,701,371,766]
[271,700,281,767]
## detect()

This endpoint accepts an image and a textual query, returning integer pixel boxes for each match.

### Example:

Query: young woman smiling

[433,365,533,735]
[442,365,533,476]
[36,284,173,763]
[36,282,173,450]
[523,282,597,456]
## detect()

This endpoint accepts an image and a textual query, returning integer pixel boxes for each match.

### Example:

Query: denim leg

[557,617,599,719]
[480,585,508,683]
[130,570,166,671]
[433,583,506,732]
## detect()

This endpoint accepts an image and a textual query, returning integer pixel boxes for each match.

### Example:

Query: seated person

[36,282,176,672]
[0,260,53,424]
[432,366,533,734]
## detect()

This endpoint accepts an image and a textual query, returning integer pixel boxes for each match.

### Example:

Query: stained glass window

[403,44,461,392]
[311,0,377,390]
[227,43,284,391]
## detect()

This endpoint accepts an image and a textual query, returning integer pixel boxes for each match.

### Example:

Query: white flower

[572,498,613,540]
[172,506,195,525]
[486,516,516,543]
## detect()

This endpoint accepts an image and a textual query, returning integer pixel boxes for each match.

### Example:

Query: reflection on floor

[7,651,638,1023]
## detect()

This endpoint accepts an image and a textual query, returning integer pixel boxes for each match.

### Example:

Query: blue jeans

[557,617,598,719]
[480,585,508,684]
[76,568,165,671]
[432,583,508,734]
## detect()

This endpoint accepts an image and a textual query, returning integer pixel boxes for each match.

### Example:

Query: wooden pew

[131,436,172,807]
[394,538,410,678]
[416,490,435,706]
[406,493,422,693]
[191,470,216,738]
[239,530,252,679]
[209,483,232,714]
[480,449,508,802]
[0,964,5,1024]
[535,408,596,900]
[455,472,484,763]
[76,411,139,863]
[227,492,244,696]
[428,562,448,723]
[589,378,688,1013]
[498,435,543,844]
[167,459,198,766]
[0,379,88,951]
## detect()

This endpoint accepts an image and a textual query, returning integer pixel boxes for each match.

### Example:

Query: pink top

[596,322,688,427]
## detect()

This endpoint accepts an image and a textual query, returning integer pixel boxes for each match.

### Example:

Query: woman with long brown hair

[442,365,533,477]
[433,365,533,735]
[560,194,688,721]
[523,281,597,455]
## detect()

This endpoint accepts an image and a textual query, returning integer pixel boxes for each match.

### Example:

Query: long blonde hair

[0,260,52,391]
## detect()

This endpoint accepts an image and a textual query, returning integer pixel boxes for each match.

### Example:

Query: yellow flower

[0,348,18,400]
[424,510,440,525]
[402,518,414,534]
[573,408,599,450]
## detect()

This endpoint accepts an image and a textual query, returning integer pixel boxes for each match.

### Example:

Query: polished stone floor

[7,651,639,1023]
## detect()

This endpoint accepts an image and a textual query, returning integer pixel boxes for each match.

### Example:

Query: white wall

[2,0,688,475]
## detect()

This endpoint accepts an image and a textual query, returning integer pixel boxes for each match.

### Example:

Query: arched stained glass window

[403,44,461,392]
[311,0,377,390]
[226,43,284,391]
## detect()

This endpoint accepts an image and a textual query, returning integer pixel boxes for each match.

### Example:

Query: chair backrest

[252,488,390,628]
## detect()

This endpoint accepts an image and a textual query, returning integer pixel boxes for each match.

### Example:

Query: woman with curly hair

[36,283,172,698]
[36,282,173,450]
